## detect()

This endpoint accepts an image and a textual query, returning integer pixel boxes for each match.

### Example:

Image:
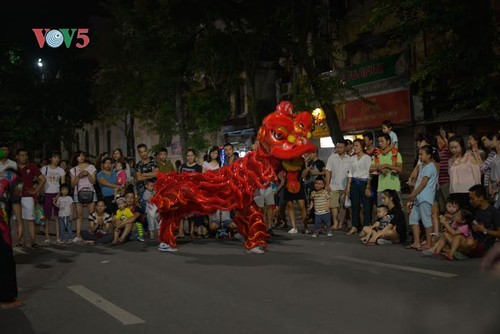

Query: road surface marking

[68,285,145,325]
[335,256,458,278]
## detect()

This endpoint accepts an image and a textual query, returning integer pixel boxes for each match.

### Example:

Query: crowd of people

[0,126,499,245]
[1,120,500,308]
[1,123,499,253]
[306,123,500,265]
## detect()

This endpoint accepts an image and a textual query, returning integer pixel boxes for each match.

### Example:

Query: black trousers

[0,236,18,302]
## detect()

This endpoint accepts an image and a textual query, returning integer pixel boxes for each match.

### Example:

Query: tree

[96,0,356,150]
[206,0,350,142]
[369,0,500,116]
[262,0,348,143]
[0,2,102,156]
[0,47,98,157]
[95,0,241,155]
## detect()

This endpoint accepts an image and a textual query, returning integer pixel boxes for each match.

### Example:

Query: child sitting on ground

[360,205,394,245]
[308,177,332,238]
[209,210,235,239]
[423,209,474,260]
[83,200,113,245]
[111,197,135,245]
[431,198,461,242]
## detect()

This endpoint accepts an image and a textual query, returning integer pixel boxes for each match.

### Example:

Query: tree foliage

[369,0,500,115]
[94,0,243,154]
[0,46,98,156]
[93,0,356,149]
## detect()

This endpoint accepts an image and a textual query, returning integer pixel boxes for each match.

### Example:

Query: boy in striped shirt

[308,177,333,237]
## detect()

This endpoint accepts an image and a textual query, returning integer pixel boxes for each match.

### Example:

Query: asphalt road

[2,229,500,334]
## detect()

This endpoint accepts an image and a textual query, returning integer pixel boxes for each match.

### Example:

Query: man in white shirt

[325,140,351,230]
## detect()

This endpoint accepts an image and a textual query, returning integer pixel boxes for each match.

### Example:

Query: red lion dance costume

[151,101,316,253]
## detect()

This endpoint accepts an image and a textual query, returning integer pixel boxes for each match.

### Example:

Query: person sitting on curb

[360,205,394,245]
[422,209,474,260]
[467,184,500,258]
[110,192,141,245]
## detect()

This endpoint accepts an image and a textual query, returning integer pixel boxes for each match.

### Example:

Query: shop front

[312,54,416,179]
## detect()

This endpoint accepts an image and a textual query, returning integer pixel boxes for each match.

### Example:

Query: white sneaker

[304,229,311,234]
[288,228,298,234]
[246,246,265,254]
[327,232,333,237]
[43,239,51,245]
[312,232,319,238]
[234,233,245,242]
[376,238,392,245]
[56,239,64,244]
[72,237,83,243]
[158,242,178,252]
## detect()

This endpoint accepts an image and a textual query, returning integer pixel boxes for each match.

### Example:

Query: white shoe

[234,233,245,242]
[376,238,393,245]
[44,239,51,245]
[288,228,298,234]
[158,242,178,252]
[327,232,333,237]
[72,237,83,243]
[246,246,265,254]
[56,239,64,244]
[312,233,318,238]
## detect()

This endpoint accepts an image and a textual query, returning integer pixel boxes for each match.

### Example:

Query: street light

[36,58,45,82]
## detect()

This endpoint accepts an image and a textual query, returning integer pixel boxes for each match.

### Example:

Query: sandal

[347,227,358,235]
[405,244,420,250]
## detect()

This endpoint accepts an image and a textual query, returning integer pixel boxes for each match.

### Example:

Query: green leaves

[370,0,500,113]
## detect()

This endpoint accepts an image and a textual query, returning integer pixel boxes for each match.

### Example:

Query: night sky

[1,1,110,69]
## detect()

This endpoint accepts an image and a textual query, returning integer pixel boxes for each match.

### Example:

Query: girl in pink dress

[423,208,474,260]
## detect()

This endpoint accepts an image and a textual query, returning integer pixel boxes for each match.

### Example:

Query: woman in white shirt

[41,152,66,244]
[202,146,221,172]
[346,139,373,235]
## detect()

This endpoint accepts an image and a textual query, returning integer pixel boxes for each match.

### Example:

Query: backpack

[373,147,399,166]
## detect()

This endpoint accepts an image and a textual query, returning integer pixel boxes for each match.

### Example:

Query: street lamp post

[37,58,44,82]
